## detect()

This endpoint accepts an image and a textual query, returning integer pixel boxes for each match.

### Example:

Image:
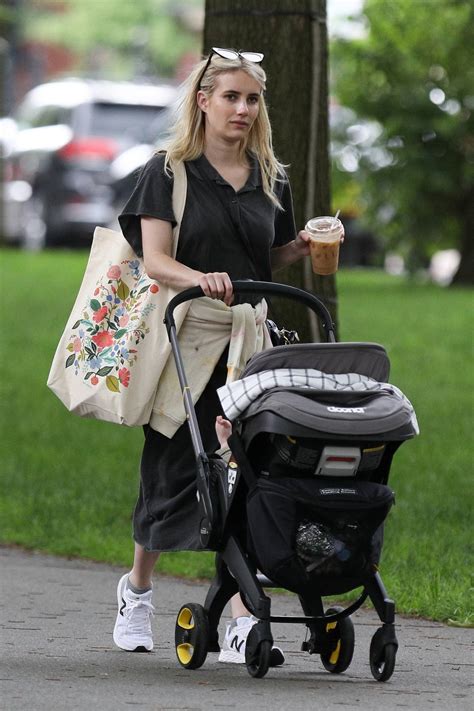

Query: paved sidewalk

[0,545,472,710]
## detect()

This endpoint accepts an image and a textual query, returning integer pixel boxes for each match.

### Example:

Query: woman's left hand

[271,226,344,271]
[294,230,311,256]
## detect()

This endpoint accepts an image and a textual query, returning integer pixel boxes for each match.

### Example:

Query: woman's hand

[294,230,311,256]
[198,272,234,306]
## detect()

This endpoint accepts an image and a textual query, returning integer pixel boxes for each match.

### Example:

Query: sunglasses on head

[198,47,264,88]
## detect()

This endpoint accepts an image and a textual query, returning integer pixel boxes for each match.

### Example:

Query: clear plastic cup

[305,216,343,275]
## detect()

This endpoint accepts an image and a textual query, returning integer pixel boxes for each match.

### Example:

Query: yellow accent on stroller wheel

[329,639,341,665]
[176,643,194,664]
[177,607,195,629]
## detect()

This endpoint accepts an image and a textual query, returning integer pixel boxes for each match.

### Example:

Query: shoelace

[125,597,155,636]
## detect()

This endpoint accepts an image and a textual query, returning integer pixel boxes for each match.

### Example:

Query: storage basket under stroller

[164,281,419,681]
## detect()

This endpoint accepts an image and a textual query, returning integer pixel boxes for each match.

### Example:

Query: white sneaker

[113,573,154,652]
[218,615,285,665]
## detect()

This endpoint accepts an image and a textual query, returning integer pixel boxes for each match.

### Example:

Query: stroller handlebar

[164,280,336,343]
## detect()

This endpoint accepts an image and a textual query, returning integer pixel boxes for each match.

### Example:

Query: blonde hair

[162,54,286,207]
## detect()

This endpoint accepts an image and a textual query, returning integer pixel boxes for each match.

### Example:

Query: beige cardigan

[149,296,272,437]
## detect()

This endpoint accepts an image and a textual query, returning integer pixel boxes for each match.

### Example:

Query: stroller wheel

[320,606,355,674]
[369,627,397,681]
[245,626,272,678]
[175,603,209,670]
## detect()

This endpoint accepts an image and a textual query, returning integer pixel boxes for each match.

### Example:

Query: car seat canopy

[242,342,391,382]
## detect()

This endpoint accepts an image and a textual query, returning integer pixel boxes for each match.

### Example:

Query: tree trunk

[203,0,337,341]
[451,187,474,286]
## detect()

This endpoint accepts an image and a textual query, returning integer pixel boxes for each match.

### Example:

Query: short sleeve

[118,153,176,257]
[273,176,297,247]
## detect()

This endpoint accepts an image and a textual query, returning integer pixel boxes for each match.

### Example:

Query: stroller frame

[165,281,399,680]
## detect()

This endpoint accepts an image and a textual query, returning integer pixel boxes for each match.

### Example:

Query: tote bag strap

[170,158,187,228]
[154,154,187,258]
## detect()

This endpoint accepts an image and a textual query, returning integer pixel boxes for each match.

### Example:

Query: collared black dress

[119,153,296,551]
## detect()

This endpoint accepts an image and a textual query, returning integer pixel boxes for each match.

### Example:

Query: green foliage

[0,4,15,24]
[0,250,472,622]
[21,0,203,78]
[331,0,474,274]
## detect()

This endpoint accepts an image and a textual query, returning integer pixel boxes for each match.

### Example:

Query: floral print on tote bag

[65,260,159,393]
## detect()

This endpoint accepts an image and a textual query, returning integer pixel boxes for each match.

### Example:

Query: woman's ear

[197,90,208,113]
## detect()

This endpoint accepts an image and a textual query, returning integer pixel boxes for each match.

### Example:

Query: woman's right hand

[198,272,234,306]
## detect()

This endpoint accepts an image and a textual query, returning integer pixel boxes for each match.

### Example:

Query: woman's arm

[141,216,234,305]
[270,230,311,272]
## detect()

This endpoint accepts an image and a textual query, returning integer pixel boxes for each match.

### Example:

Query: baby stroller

[164,281,418,681]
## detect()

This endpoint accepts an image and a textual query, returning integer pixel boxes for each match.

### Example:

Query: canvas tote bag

[47,158,191,427]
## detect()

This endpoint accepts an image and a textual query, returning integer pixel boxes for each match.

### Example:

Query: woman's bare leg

[129,543,160,589]
[129,545,248,615]
[230,593,250,618]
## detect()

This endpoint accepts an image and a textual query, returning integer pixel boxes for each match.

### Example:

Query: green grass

[338,271,473,624]
[1,250,473,623]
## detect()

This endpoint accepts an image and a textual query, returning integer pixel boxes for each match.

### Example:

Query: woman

[113,47,313,663]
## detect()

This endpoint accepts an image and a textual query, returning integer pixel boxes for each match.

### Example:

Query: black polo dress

[119,152,296,551]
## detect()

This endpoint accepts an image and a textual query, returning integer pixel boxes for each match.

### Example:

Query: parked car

[0,116,28,244]
[3,78,177,248]
[108,106,173,221]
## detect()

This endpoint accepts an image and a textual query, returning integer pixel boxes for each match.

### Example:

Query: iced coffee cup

[305,216,343,275]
